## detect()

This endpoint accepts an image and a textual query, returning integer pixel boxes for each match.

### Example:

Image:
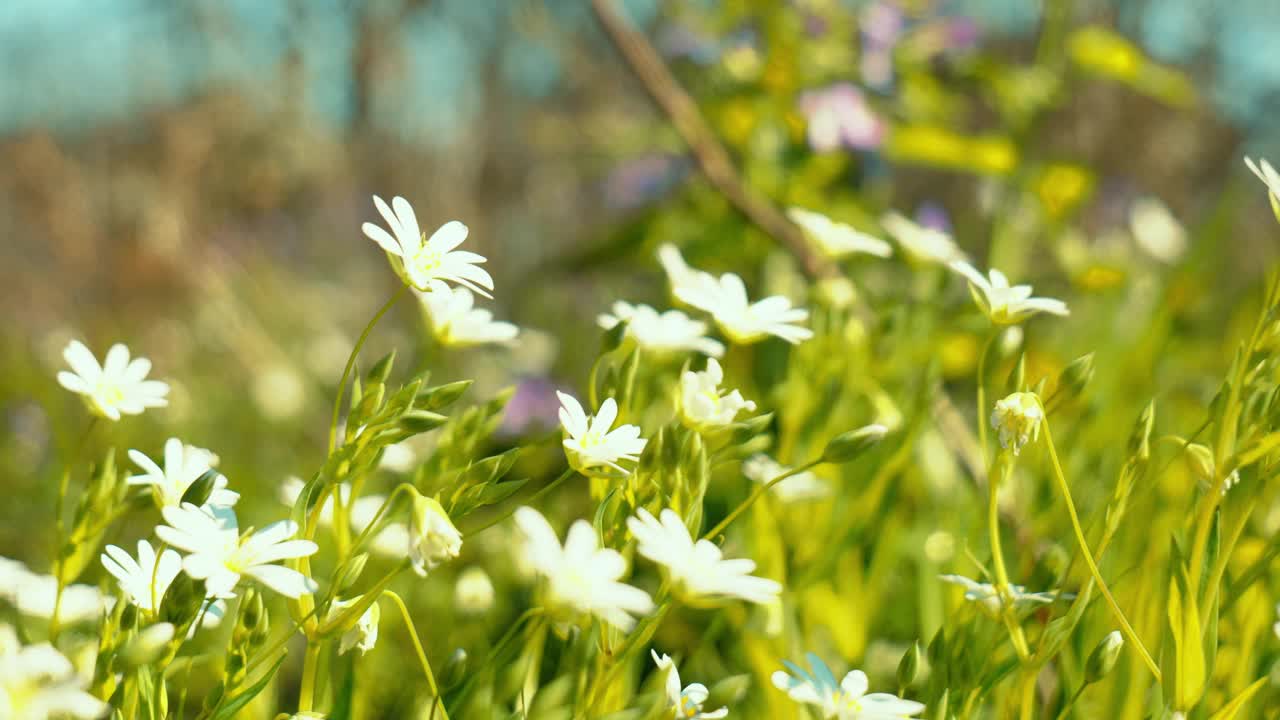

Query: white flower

[418,286,518,347]
[0,625,108,719]
[950,261,1069,325]
[278,478,410,558]
[675,272,812,345]
[361,195,494,297]
[329,597,380,656]
[742,455,830,502]
[156,504,318,599]
[513,507,654,632]
[990,392,1042,455]
[0,561,111,624]
[627,508,780,605]
[557,393,647,476]
[455,567,495,615]
[772,654,924,719]
[409,495,463,577]
[128,438,239,509]
[56,340,169,421]
[1245,156,1280,205]
[651,650,728,719]
[678,359,756,432]
[657,244,705,297]
[881,212,967,266]
[938,574,1062,617]
[597,301,725,358]
[1129,197,1187,264]
[100,540,182,613]
[787,207,892,260]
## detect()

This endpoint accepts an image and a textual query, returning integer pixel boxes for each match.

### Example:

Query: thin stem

[702,459,822,541]
[465,467,576,536]
[1018,669,1037,720]
[976,329,999,462]
[329,286,405,454]
[383,590,451,720]
[989,453,1030,660]
[349,483,418,556]
[1054,684,1087,720]
[1038,401,1161,680]
[50,417,99,642]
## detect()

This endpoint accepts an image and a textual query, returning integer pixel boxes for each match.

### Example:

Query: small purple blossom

[500,376,567,437]
[798,83,886,153]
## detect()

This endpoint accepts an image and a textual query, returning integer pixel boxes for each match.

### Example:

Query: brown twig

[590,0,833,280]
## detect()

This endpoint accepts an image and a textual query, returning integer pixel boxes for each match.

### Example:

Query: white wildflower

[128,438,239,509]
[329,598,380,656]
[557,392,647,476]
[990,392,1042,455]
[787,207,892,260]
[950,261,1069,325]
[628,508,780,606]
[361,195,494,297]
[56,340,169,421]
[1245,156,1280,206]
[881,212,967,266]
[597,301,725,358]
[679,359,756,432]
[409,495,463,577]
[418,286,518,347]
[651,650,728,719]
[513,507,653,632]
[100,540,182,614]
[1129,197,1187,264]
[938,574,1062,617]
[455,567,495,615]
[676,272,812,345]
[156,504,318,599]
[742,455,830,502]
[772,653,924,719]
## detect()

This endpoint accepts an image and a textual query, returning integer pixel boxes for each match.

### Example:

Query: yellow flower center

[412,245,444,277]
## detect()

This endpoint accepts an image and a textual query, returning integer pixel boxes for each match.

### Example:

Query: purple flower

[500,376,566,437]
[798,83,886,153]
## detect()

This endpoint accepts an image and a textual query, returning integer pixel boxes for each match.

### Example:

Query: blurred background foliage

[4,0,1280,716]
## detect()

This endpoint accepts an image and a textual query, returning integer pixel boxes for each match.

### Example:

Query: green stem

[50,417,99,642]
[1054,684,1087,720]
[348,483,418,556]
[298,642,323,712]
[1038,400,1161,681]
[329,286,405,454]
[702,459,822,541]
[989,452,1030,660]
[383,590,450,720]
[976,329,999,462]
[465,467,576,536]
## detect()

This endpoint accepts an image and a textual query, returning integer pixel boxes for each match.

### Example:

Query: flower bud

[897,640,922,690]
[1084,630,1124,684]
[1183,443,1215,483]
[179,469,221,508]
[454,566,495,615]
[439,648,468,690]
[1057,353,1095,401]
[121,622,176,667]
[602,318,629,353]
[990,392,1042,455]
[822,424,888,464]
[333,553,369,595]
[399,410,449,434]
[366,349,397,385]
[416,380,473,412]
[409,494,462,576]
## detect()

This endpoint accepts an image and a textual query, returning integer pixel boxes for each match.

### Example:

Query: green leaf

[1206,677,1268,720]
[211,652,287,720]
